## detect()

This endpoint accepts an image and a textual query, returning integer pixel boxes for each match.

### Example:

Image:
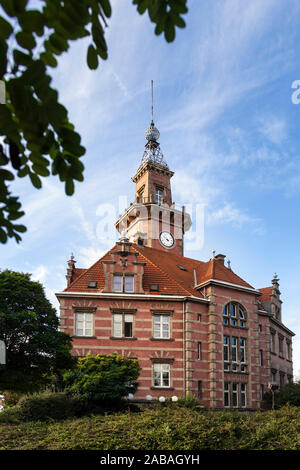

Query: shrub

[17,391,89,422]
[63,353,141,406]
[177,393,204,410]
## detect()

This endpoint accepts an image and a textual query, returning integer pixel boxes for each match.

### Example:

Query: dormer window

[88,281,97,288]
[113,274,134,293]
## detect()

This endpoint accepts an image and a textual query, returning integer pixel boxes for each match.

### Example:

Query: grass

[0,404,299,450]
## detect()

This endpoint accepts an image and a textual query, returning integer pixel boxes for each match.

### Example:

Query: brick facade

[57,121,295,409]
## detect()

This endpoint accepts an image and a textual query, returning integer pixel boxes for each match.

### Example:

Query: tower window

[155,188,163,205]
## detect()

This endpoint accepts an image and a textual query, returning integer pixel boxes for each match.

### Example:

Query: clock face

[159,231,174,248]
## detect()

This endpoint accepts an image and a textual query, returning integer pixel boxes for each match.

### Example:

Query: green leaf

[0,169,14,181]
[12,224,26,233]
[99,0,112,18]
[0,16,13,39]
[0,228,7,243]
[16,31,36,50]
[0,0,16,17]
[0,39,8,78]
[65,178,74,196]
[164,16,175,42]
[29,172,42,189]
[87,44,98,69]
[40,51,57,68]
[18,10,45,34]
[13,49,32,67]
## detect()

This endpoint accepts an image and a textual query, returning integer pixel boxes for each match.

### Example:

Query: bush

[63,353,141,406]
[177,393,204,410]
[17,391,89,422]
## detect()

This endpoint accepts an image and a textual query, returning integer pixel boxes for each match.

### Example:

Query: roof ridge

[132,245,197,297]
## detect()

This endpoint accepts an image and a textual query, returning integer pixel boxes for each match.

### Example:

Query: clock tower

[115,116,191,256]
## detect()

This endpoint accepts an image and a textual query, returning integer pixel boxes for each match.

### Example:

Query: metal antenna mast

[151,79,154,123]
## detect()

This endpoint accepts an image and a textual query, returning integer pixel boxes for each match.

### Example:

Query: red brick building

[57,119,294,409]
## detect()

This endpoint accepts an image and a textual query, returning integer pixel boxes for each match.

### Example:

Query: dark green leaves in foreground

[133,0,188,42]
[0,0,112,243]
[0,0,187,244]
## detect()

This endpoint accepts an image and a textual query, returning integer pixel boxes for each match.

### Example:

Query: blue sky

[1,0,300,377]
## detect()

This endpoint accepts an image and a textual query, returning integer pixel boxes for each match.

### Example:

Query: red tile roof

[258,286,272,303]
[64,244,254,295]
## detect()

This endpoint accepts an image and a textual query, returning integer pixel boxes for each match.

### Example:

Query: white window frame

[224,383,230,408]
[113,274,134,293]
[197,342,202,360]
[240,384,247,408]
[75,312,93,337]
[113,312,134,338]
[153,363,170,388]
[153,314,170,339]
[155,188,163,205]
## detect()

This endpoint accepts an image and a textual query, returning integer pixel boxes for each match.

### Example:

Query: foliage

[0,405,299,450]
[17,391,89,422]
[264,382,300,408]
[0,0,188,243]
[0,269,75,392]
[177,392,204,410]
[63,353,141,406]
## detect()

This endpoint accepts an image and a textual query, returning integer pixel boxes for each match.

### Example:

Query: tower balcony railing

[135,195,176,208]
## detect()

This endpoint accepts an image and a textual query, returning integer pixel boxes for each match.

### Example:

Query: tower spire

[151,79,154,124]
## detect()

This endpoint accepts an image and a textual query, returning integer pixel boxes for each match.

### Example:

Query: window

[259,349,263,366]
[224,383,230,407]
[260,384,264,401]
[223,302,246,327]
[150,284,159,292]
[153,363,170,387]
[197,314,201,322]
[286,341,291,360]
[197,380,202,399]
[197,342,202,360]
[280,372,285,389]
[88,281,97,288]
[279,336,284,357]
[153,315,170,339]
[113,313,134,338]
[240,338,246,363]
[177,265,188,271]
[75,312,93,337]
[113,274,134,293]
[155,188,163,205]
[271,369,277,383]
[240,384,247,408]
[232,337,237,362]
[224,383,247,408]
[224,336,229,362]
[270,332,276,353]
[223,335,247,373]
[232,384,239,407]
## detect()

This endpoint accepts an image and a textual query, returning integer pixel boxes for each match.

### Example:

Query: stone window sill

[150,337,174,341]
[73,336,96,339]
[150,387,175,391]
[109,336,138,341]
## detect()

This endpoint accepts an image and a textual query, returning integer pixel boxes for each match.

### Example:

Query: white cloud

[207,202,265,234]
[258,117,287,145]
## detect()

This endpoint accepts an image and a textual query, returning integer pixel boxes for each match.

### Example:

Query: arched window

[223,302,246,327]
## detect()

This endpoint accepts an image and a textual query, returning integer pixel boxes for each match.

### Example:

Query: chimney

[215,254,226,265]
